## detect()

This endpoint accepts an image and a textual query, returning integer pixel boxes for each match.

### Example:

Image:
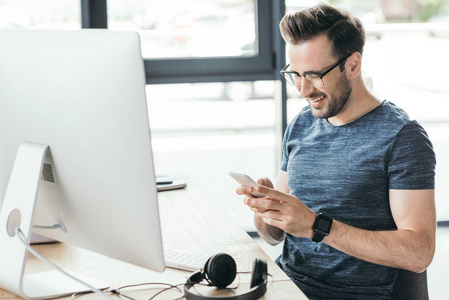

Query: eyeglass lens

[283,72,324,88]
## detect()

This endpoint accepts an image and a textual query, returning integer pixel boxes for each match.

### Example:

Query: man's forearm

[324,220,435,273]
[255,214,285,245]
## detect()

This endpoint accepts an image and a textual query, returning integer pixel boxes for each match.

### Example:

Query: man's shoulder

[372,100,411,125]
[362,100,416,134]
[362,101,431,152]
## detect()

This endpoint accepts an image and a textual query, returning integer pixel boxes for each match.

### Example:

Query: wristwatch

[312,213,333,242]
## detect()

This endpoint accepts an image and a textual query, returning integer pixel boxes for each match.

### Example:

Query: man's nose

[297,77,315,98]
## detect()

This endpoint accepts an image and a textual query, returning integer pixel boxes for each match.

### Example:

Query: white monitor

[0,29,165,298]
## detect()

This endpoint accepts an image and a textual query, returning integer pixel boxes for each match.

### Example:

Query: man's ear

[347,52,362,77]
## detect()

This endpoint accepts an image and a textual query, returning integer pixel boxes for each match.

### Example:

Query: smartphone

[229,172,265,198]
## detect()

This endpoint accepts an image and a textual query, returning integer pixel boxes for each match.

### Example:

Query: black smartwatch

[312,213,333,243]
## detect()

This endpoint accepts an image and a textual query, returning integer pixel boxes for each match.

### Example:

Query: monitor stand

[0,141,109,299]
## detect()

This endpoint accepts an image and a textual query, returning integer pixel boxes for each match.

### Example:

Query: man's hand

[245,185,317,239]
[236,177,286,245]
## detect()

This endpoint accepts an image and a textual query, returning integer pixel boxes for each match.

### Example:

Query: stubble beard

[310,74,352,120]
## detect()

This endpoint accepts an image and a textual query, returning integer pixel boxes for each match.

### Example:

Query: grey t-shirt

[277,100,435,299]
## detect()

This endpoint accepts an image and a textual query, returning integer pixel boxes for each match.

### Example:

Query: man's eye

[305,74,320,80]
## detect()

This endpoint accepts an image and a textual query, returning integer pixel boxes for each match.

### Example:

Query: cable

[71,290,113,300]
[72,282,186,300]
[111,282,184,300]
[148,283,185,300]
[15,227,113,300]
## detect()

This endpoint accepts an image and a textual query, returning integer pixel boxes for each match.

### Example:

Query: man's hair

[280,3,366,60]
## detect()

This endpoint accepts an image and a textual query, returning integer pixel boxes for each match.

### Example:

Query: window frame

[82,0,285,83]
[81,0,287,132]
[143,0,277,84]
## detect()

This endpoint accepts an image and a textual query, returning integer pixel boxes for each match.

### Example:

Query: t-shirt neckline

[324,99,387,128]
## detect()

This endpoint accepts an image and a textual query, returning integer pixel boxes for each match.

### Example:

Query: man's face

[288,36,351,119]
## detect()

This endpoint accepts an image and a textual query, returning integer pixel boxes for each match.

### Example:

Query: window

[105,0,282,84]
[108,0,257,59]
[0,0,80,29]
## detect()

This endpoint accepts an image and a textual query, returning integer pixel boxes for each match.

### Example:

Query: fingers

[256,185,290,203]
[257,209,282,222]
[244,196,282,212]
[236,185,256,196]
[261,217,283,228]
[257,177,273,188]
[235,177,273,196]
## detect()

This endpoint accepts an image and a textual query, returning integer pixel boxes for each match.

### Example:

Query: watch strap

[312,231,326,242]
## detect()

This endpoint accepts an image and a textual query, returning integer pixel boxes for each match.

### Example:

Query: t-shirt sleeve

[280,120,294,172]
[387,121,436,190]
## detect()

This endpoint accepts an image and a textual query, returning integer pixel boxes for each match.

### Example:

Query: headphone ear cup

[250,258,267,288]
[204,253,237,289]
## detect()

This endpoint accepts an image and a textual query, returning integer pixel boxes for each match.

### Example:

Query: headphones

[184,253,267,300]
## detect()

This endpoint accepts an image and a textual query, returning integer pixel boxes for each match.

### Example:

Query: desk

[0,180,306,299]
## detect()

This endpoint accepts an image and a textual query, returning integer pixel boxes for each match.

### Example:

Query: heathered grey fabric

[277,100,436,299]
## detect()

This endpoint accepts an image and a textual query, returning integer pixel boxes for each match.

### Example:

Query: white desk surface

[0,180,307,299]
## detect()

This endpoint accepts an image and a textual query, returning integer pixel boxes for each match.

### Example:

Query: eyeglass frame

[280,53,352,87]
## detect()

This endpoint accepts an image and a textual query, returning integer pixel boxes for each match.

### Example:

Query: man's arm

[251,186,436,273]
[324,189,436,273]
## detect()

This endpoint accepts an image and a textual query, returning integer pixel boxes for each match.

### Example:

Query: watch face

[316,218,331,232]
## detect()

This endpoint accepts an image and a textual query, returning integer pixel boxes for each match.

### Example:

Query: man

[236,3,436,299]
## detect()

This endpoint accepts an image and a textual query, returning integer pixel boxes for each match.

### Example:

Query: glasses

[280,53,352,89]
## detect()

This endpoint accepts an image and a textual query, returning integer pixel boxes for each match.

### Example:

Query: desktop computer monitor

[0,29,165,298]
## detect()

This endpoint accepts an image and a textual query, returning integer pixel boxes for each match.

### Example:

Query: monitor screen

[0,29,165,279]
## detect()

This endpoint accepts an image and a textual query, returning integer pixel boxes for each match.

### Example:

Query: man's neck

[327,82,381,126]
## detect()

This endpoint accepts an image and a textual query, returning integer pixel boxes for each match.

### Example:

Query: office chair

[391,269,428,300]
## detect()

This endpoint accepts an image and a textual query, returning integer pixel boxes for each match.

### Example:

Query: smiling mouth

[308,95,326,108]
